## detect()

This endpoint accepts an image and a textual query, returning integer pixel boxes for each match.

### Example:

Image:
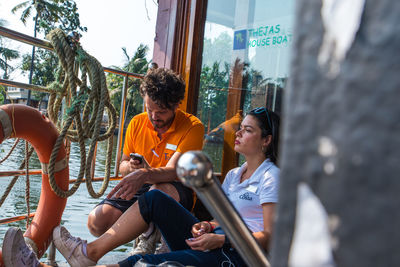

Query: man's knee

[87,204,123,237]
[150,183,180,202]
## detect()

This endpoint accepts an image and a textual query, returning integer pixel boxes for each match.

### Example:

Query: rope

[0,146,35,208]
[0,138,20,164]
[45,28,117,198]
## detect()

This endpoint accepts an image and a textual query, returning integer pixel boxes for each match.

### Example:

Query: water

[0,137,131,264]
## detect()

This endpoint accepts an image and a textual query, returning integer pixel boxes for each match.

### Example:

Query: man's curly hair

[140,68,185,109]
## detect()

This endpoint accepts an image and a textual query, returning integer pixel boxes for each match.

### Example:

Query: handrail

[0,169,42,177]
[0,26,143,79]
[0,26,53,50]
[0,78,51,93]
[103,67,144,79]
[0,213,35,225]
[0,169,122,182]
[177,151,271,267]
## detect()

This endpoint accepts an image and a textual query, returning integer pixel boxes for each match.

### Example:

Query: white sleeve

[221,169,234,194]
[259,168,280,204]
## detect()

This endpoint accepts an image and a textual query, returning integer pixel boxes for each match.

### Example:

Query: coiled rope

[45,28,117,198]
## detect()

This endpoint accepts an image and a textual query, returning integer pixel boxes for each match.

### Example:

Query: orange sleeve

[176,123,205,153]
[123,118,136,157]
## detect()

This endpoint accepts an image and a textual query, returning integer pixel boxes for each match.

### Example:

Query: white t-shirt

[221,159,280,233]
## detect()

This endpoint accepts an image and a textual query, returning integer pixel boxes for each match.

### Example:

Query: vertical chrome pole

[91,142,98,179]
[177,151,270,267]
[114,75,128,177]
[47,241,56,265]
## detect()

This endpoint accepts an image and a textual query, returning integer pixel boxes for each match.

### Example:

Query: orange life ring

[0,104,69,265]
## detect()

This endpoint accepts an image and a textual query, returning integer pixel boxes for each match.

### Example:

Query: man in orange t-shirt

[87,68,204,251]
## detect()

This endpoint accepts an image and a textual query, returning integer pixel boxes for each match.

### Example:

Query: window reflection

[198,0,294,173]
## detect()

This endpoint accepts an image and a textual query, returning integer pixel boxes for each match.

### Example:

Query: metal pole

[114,75,128,176]
[0,78,51,93]
[176,151,270,267]
[46,241,56,266]
[0,26,53,51]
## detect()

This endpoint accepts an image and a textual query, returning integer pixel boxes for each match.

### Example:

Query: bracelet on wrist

[206,221,215,231]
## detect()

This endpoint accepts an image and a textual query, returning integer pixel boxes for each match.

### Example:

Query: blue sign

[233,29,247,50]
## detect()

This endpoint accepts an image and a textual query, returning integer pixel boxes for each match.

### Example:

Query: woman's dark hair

[140,68,185,109]
[248,107,280,164]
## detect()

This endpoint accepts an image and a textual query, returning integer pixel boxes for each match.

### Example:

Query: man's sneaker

[52,225,96,267]
[131,228,161,255]
[2,227,40,267]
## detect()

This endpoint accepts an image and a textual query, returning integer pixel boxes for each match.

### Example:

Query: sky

[0,0,158,79]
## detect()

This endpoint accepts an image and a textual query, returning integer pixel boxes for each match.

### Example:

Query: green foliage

[21,49,58,103]
[12,0,87,35]
[21,49,58,85]
[0,20,20,79]
[202,32,233,70]
[11,0,87,106]
[107,44,149,121]
[197,62,230,132]
[0,86,5,104]
[198,31,234,132]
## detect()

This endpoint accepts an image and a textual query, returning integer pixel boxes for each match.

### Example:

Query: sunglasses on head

[249,107,272,131]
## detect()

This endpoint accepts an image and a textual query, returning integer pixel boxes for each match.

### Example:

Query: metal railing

[0,26,144,224]
[0,25,144,178]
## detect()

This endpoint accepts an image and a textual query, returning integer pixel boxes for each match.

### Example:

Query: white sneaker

[2,227,40,267]
[53,225,96,267]
[131,228,161,255]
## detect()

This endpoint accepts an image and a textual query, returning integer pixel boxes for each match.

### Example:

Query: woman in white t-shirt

[2,107,280,267]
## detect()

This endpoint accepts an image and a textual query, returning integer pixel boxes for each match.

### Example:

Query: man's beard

[151,116,174,130]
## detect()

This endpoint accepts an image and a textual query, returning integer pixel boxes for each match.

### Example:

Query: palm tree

[0,20,20,79]
[107,44,149,121]
[12,1,55,105]
[0,19,20,103]
[11,0,86,106]
[0,47,19,79]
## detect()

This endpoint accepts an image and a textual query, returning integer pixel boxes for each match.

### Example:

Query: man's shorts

[98,182,193,212]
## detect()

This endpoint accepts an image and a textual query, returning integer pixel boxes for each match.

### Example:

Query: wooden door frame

[152,0,207,115]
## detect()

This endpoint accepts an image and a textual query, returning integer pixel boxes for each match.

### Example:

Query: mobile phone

[130,153,143,164]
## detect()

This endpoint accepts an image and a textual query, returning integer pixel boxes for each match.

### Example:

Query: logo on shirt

[239,192,253,201]
[166,143,177,151]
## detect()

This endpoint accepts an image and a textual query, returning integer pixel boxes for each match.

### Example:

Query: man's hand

[107,169,149,200]
[119,154,149,177]
[129,157,145,170]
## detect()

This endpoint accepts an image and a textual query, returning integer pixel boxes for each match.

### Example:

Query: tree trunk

[27,14,38,106]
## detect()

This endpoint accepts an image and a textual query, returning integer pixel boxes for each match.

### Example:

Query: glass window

[198,0,295,172]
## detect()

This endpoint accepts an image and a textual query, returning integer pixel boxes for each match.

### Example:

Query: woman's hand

[185,233,225,251]
[191,221,213,237]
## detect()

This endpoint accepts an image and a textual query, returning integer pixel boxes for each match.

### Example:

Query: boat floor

[48,252,129,266]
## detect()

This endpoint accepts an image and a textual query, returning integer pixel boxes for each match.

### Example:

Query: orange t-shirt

[123,109,204,168]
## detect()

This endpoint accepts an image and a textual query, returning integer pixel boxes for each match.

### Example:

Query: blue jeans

[118,190,246,267]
